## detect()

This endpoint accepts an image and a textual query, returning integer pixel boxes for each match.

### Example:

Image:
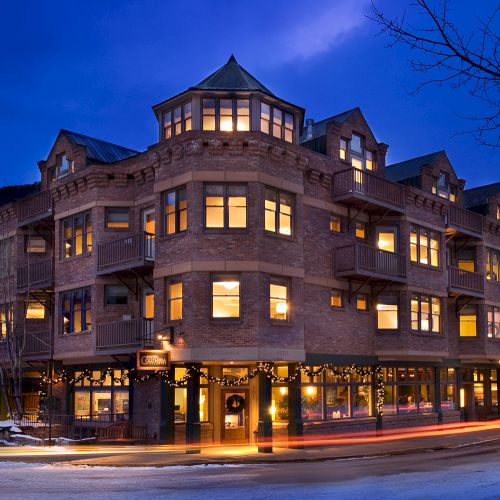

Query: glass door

[143,208,155,260]
[222,389,249,443]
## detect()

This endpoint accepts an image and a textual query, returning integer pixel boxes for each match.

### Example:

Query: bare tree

[371,0,500,147]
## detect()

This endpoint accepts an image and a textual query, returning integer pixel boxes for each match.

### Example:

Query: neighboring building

[0,55,499,443]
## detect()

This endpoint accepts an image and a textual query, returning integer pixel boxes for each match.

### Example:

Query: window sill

[209,318,242,325]
[204,228,249,234]
[104,227,131,232]
[409,261,441,272]
[330,306,345,311]
[60,330,92,337]
[409,331,443,338]
[264,231,296,242]
[376,329,400,335]
[60,252,92,264]
[270,320,292,327]
[159,231,187,241]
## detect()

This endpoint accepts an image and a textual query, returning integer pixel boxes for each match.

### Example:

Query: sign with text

[137,350,170,371]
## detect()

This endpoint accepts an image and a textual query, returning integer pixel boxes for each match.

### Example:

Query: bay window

[205,184,247,229]
[265,188,292,236]
[270,279,288,321]
[163,101,192,139]
[202,98,250,132]
[338,134,377,171]
[410,225,439,267]
[432,172,457,202]
[377,293,399,330]
[164,186,187,235]
[212,274,240,318]
[260,103,293,142]
[62,212,92,258]
[411,294,440,334]
[62,287,91,334]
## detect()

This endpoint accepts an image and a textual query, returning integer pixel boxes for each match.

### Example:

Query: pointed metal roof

[385,151,447,182]
[190,55,275,96]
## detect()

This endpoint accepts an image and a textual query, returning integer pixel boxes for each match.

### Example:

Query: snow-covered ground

[0,456,500,500]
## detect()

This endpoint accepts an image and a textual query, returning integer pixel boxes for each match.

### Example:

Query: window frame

[330,289,344,309]
[410,294,441,335]
[162,101,192,139]
[204,183,247,231]
[211,273,241,320]
[61,211,92,259]
[377,293,399,331]
[260,101,294,143]
[487,305,500,340]
[61,287,92,335]
[202,97,251,132]
[264,187,293,237]
[56,153,74,179]
[329,214,343,234]
[167,277,183,323]
[25,235,47,254]
[486,248,500,282]
[104,285,129,306]
[270,277,289,322]
[105,207,130,230]
[459,304,478,337]
[164,186,187,236]
[356,293,370,311]
[409,224,440,268]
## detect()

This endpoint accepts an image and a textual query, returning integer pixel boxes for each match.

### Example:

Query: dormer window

[56,154,74,179]
[163,101,192,139]
[260,102,293,143]
[432,172,457,202]
[339,134,376,171]
[202,98,250,132]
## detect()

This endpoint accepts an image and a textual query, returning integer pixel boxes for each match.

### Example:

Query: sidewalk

[1,420,500,467]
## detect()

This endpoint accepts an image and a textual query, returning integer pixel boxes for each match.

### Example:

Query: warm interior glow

[306,386,315,396]
[222,281,239,290]
[377,232,395,253]
[460,388,465,408]
[276,302,287,314]
[280,387,287,396]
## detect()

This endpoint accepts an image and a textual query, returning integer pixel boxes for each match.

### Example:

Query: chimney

[306,118,314,140]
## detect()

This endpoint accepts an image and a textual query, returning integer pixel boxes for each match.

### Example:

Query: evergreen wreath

[226,394,245,414]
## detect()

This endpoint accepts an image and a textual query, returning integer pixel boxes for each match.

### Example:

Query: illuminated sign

[137,350,170,371]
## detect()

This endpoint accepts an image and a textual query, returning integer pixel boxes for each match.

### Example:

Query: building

[0,55,499,446]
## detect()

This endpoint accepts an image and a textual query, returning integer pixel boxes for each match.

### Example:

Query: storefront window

[326,386,349,419]
[174,367,209,422]
[271,386,288,421]
[301,385,323,421]
[440,368,456,410]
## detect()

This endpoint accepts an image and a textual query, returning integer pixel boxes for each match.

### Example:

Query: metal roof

[385,151,446,182]
[61,130,140,163]
[0,183,39,207]
[299,108,358,143]
[190,55,275,96]
[463,182,500,209]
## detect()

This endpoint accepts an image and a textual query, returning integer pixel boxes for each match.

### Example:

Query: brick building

[1,55,499,444]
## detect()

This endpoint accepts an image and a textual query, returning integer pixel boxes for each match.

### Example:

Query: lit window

[331,290,343,308]
[487,306,500,339]
[366,151,376,171]
[270,280,288,321]
[351,156,363,170]
[410,225,439,268]
[330,215,342,233]
[168,279,183,321]
[355,222,366,239]
[265,188,292,236]
[220,99,233,131]
[62,288,91,334]
[341,134,377,171]
[212,275,240,318]
[486,248,500,281]
[56,154,74,179]
[432,172,457,202]
[105,208,129,229]
[202,98,216,131]
[356,294,369,311]
[261,103,293,143]
[163,101,192,139]
[377,294,398,330]
[62,212,92,258]
[457,248,476,272]
[496,205,500,220]
[164,186,187,235]
[377,228,396,253]
[459,305,477,337]
[202,98,250,132]
[411,294,440,334]
[205,184,247,229]
[339,139,347,160]
[0,304,12,341]
[237,99,250,131]
[260,102,270,134]
[26,301,45,320]
[25,235,46,253]
[105,285,128,305]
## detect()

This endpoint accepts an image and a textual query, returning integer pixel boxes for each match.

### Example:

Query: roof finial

[228,54,237,63]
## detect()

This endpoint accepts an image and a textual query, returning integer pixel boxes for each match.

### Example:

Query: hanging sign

[137,350,170,371]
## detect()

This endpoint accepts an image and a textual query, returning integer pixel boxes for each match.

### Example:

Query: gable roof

[463,182,500,209]
[190,55,275,96]
[61,130,140,163]
[299,108,358,143]
[0,183,39,207]
[385,151,446,183]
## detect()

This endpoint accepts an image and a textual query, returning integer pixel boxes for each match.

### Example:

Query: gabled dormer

[385,151,465,203]
[463,182,500,219]
[299,107,389,174]
[152,55,305,145]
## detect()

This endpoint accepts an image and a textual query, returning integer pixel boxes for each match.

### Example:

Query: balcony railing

[335,243,406,280]
[22,331,51,357]
[447,205,483,237]
[17,258,54,289]
[97,232,155,274]
[96,318,154,351]
[17,190,53,225]
[333,168,406,211]
[449,266,484,295]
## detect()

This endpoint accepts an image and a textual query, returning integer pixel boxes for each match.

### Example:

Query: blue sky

[0,0,497,188]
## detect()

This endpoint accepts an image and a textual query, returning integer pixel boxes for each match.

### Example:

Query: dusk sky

[0,0,497,188]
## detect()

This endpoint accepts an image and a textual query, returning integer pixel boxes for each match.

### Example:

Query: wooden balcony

[335,243,407,282]
[17,258,54,291]
[96,318,154,352]
[448,266,485,297]
[446,205,483,238]
[17,190,53,226]
[96,232,155,275]
[333,168,406,213]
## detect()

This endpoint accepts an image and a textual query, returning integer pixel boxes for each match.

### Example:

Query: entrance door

[221,389,249,443]
[143,208,155,260]
[142,288,154,342]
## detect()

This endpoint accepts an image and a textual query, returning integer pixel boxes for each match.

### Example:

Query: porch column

[373,365,383,432]
[159,367,175,444]
[258,367,273,453]
[185,363,201,453]
[287,363,303,448]
[434,367,442,424]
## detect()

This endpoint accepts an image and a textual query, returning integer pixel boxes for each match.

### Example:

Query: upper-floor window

[496,205,500,220]
[270,278,288,321]
[105,208,129,229]
[488,306,500,339]
[56,154,74,179]
[410,225,439,268]
[432,172,457,202]
[164,186,187,235]
[25,235,46,253]
[330,289,343,308]
[62,287,91,334]
[105,285,128,305]
[355,222,367,240]
[202,98,250,132]
[0,304,12,341]
[265,188,292,236]
[211,274,240,318]
[339,134,377,171]
[459,304,477,337]
[167,277,183,322]
[411,294,441,334]
[26,300,46,320]
[377,293,399,330]
[486,248,500,281]
[356,293,369,311]
[62,212,92,259]
[330,214,342,233]
[260,103,293,143]
[163,101,192,139]
[205,184,247,229]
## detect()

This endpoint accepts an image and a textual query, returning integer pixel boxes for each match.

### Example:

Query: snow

[0,419,22,433]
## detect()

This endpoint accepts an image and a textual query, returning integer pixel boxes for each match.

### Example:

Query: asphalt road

[1,441,500,499]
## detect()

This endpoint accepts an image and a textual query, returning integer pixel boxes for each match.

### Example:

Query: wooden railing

[449,266,484,294]
[96,318,154,350]
[17,258,53,288]
[97,232,154,272]
[22,331,51,356]
[333,168,406,209]
[336,243,406,279]
[447,205,483,236]
[17,190,53,224]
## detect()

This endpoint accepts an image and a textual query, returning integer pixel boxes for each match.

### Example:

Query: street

[1,441,500,499]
